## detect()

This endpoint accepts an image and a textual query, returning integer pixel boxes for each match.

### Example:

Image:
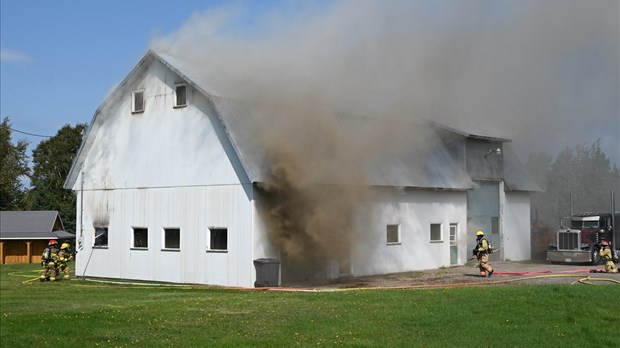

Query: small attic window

[132,90,144,114]
[174,83,187,108]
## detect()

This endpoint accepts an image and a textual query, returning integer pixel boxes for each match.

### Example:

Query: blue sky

[1,0,334,158]
[1,1,258,151]
[2,0,618,170]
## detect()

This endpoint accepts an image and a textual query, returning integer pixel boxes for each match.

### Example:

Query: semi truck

[547,211,619,265]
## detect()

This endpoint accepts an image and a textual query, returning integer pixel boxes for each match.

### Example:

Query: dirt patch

[290,260,619,290]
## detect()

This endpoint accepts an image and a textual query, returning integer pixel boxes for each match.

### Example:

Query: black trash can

[254,258,280,287]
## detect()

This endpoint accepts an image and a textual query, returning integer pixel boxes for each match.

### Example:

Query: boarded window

[174,83,187,108]
[209,228,228,251]
[164,228,180,249]
[94,227,108,247]
[430,223,442,242]
[133,228,148,248]
[132,90,144,113]
[387,224,400,244]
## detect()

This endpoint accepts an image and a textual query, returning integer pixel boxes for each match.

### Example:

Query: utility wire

[9,127,52,138]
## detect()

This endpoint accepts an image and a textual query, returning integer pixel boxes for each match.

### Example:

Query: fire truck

[547,211,619,265]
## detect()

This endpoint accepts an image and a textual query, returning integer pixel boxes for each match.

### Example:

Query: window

[209,228,228,251]
[430,223,442,242]
[386,224,400,244]
[132,90,144,113]
[94,226,108,247]
[132,227,148,248]
[492,217,499,234]
[449,224,457,246]
[163,228,180,249]
[449,223,458,265]
[174,83,187,108]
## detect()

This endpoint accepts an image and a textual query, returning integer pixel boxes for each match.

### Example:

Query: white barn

[64,50,539,287]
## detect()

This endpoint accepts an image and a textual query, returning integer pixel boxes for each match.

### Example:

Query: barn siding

[466,181,501,259]
[75,185,254,286]
[0,240,48,264]
[503,192,531,261]
[352,189,468,276]
[79,60,247,191]
[72,60,257,287]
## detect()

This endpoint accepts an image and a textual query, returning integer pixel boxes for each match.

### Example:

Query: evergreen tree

[28,123,86,232]
[528,139,619,228]
[0,117,30,210]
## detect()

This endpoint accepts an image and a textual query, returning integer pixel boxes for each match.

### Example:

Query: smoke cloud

[151,0,619,280]
[153,0,618,163]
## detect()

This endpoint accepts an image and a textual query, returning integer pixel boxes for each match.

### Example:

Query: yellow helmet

[476,230,485,236]
[61,243,70,250]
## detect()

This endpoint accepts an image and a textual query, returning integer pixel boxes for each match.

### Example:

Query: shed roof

[502,145,541,192]
[429,120,511,143]
[210,96,475,189]
[0,211,75,240]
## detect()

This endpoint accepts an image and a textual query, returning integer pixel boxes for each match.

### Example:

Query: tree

[527,139,620,228]
[28,123,86,232]
[0,117,30,210]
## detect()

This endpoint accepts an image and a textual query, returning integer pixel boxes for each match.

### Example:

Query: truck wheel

[590,247,601,265]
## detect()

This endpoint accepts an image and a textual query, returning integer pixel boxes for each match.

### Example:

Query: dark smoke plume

[152,0,619,279]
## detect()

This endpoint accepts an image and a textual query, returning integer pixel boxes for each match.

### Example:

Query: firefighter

[599,240,618,273]
[40,240,59,282]
[56,243,74,280]
[473,230,494,277]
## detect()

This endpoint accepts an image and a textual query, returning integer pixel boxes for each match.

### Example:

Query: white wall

[80,60,247,190]
[502,192,531,261]
[352,189,468,276]
[75,185,255,287]
[73,60,258,287]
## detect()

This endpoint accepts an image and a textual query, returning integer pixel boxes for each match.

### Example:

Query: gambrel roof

[65,50,538,192]
[0,211,74,240]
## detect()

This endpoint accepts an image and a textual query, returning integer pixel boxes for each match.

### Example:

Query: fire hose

[15,271,619,289]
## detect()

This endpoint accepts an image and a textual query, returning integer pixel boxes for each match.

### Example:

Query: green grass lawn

[1,263,618,347]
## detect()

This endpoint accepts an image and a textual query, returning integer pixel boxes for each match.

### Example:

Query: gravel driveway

[297,260,619,290]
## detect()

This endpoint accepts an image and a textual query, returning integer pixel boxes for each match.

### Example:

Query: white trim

[131,226,148,249]
[207,227,228,251]
[430,223,443,242]
[499,180,505,260]
[162,227,181,250]
[173,83,187,108]
[131,89,145,113]
[386,224,401,244]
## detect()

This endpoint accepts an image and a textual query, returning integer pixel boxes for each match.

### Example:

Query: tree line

[1,116,86,233]
[526,140,620,228]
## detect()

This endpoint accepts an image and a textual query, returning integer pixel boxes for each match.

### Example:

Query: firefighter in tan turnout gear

[473,230,494,277]
[599,240,618,273]
[56,243,74,280]
[40,240,59,282]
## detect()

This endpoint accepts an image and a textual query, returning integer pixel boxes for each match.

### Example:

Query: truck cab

[547,212,618,265]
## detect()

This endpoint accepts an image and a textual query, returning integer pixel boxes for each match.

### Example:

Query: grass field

[1,263,618,347]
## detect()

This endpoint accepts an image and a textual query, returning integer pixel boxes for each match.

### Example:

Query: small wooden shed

[0,211,75,264]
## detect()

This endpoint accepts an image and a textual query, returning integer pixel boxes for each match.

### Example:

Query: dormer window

[174,83,187,108]
[132,90,144,113]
